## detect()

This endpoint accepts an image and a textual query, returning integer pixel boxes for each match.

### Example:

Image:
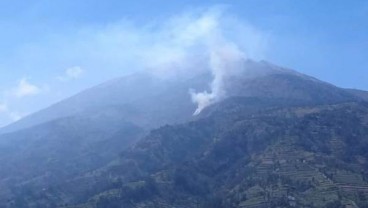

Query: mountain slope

[66,99,368,208]
[223,61,357,104]
[346,89,368,102]
[0,60,366,208]
[0,115,144,206]
[0,72,204,134]
[0,60,361,134]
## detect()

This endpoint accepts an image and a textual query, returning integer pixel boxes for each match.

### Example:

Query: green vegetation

[49,100,368,208]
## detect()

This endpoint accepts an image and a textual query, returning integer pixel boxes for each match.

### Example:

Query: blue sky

[0,0,367,126]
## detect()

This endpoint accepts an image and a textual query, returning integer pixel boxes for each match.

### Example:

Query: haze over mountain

[0,3,367,208]
[0,58,368,207]
[2,1,367,128]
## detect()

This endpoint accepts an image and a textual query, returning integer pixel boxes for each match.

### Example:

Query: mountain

[0,60,367,208]
[65,99,368,208]
[0,60,360,134]
[0,72,203,134]
[0,72,207,208]
[346,89,368,102]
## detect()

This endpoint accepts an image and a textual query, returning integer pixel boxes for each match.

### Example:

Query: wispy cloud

[0,77,44,126]
[13,78,41,98]
[0,102,22,123]
[57,66,85,81]
[9,6,267,79]
[0,103,7,113]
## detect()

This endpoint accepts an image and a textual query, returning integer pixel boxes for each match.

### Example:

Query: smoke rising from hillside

[98,7,267,113]
[0,6,267,126]
[131,7,266,115]
[155,8,262,115]
[70,6,266,115]
[190,43,246,115]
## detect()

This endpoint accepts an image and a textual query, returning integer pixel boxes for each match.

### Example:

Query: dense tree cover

[45,100,368,208]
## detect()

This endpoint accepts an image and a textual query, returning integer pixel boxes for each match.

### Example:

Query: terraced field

[235,140,368,208]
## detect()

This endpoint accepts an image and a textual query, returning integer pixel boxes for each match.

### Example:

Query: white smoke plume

[0,6,267,126]
[86,7,265,115]
[165,8,260,115]
[190,41,247,115]
[132,7,265,115]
